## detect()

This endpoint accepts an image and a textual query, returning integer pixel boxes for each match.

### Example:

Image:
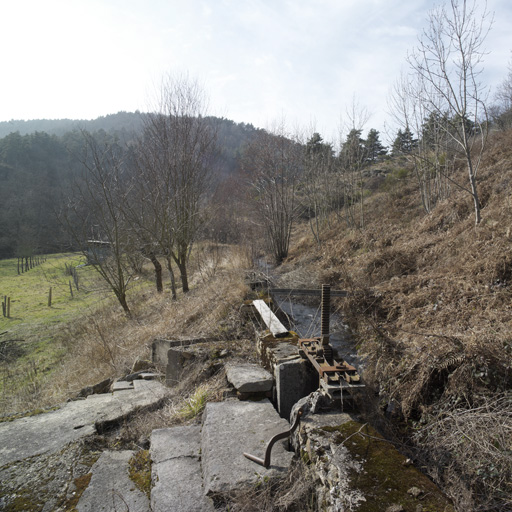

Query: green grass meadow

[0,252,167,414]
[0,253,97,330]
[0,253,108,413]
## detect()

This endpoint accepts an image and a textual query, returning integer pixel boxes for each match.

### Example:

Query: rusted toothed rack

[298,337,364,399]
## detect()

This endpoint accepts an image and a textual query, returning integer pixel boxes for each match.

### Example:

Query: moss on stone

[322,421,454,512]
[128,450,151,499]
[63,473,92,511]
[0,489,43,512]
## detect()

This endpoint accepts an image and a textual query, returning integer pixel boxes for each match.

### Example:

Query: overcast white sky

[1,0,511,142]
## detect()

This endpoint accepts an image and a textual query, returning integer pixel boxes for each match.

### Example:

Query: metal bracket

[243,407,304,469]
[299,337,363,400]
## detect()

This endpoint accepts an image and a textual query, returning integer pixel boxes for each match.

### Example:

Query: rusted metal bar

[298,337,362,392]
[321,284,330,345]
[321,284,334,364]
[243,407,304,469]
[269,288,349,297]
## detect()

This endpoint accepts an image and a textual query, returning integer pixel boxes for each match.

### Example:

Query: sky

[1,0,511,143]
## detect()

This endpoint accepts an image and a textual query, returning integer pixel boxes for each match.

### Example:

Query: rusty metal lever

[243,407,304,469]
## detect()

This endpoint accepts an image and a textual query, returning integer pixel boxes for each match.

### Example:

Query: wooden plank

[252,300,289,338]
[269,288,350,298]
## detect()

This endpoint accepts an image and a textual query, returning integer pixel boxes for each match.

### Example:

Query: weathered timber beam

[252,299,289,338]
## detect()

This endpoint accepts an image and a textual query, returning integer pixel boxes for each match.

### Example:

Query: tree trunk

[467,160,481,225]
[165,255,177,300]
[117,292,131,316]
[148,252,163,292]
[177,260,189,293]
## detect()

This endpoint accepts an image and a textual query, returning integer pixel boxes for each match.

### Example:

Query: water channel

[256,258,363,371]
[272,294,362,371]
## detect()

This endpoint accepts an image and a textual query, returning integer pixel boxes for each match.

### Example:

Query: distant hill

[0,112,145,139]
[0,112,263,258]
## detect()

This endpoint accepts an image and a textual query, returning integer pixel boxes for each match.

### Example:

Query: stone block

[131,358,152,372]
[201,400,294,497]
[152,338,219,368]
[225,363,273,393]
[112,381,133,392]
[77,450,150,512]
[276,359,319,420]
[150,426,214,512]
[152,339,174,367]
[166,347,196,385]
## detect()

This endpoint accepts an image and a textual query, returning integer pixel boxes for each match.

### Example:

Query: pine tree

[364,128,387,163]
[391,127,417,155]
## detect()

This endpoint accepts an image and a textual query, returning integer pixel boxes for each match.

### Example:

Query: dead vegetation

[0,245,254,414]
[220,459,317,512]
[280,129,512,511]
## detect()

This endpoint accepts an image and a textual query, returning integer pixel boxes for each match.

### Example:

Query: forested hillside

[0,111,144,139]
[0,113,262,259]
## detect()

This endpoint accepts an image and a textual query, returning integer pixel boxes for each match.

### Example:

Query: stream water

[273,295,362,371]
[256,258,362,371]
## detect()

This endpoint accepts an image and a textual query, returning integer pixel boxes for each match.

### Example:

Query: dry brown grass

[220,459,317,512]
[279,129,512,511]
[413,393,512,511]
[1,245,254,413]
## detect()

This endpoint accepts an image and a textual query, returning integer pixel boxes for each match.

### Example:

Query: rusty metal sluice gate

[298,284,363,400]
[244,283,363,468]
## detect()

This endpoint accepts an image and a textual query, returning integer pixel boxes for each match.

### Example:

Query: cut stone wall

[290,393,454,512]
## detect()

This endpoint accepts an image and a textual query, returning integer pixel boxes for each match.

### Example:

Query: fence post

[73,269,79,291]
[48,287,52,307]
[69,280,74,298]
[7,297,10,318]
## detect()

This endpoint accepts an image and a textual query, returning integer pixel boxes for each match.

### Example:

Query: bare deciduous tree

[406,0,492,225]
[66,131,134,315]
[118,148,166,294]
[243,122,302,264]
[138,76,218,293]
[301,131,336,244]
[336,101,371,229]
[490,55,512,130]
[390,73,453,214]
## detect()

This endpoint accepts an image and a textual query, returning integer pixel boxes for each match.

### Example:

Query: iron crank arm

[243,407,304,469]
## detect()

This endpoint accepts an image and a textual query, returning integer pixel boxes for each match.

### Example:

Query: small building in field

[86,240,111,265]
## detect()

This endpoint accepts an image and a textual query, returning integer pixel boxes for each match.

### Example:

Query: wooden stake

[7,297,10,318]
[48,287,52,307]
[69,280,74,298]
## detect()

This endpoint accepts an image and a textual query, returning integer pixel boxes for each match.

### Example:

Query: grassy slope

[286,131,512,413]
[0,246,252,414]
[0,253,153,413]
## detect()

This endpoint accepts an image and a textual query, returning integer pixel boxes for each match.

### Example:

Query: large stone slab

[151,425,202,462]
[77,450,150,512]
[201,400,294,496]
[0,381,168,467]
[225,363,273,393]
[150,426,214,512]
